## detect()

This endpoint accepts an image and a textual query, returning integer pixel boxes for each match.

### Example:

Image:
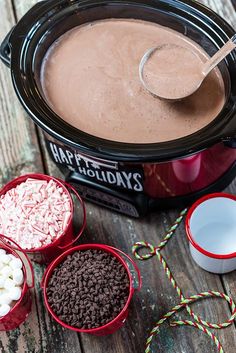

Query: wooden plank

[200,0,236,27]
[0,1,82,352]
[0,0,41,186]
[77,0,236,351]
[76,0,236,352]
[221,178,236,326]
[13,0,71,181]
[8,1,236,353]
[13,0,64,180]
[198,0,236,335]
[231,0,236,10]
[77,209,236,353]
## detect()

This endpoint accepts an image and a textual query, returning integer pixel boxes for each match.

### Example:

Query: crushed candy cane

[0,178,72,250]
[0,249,23,317]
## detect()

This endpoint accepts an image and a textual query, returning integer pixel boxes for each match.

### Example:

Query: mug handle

[105,245,142,291]
[0,234,34,288]
[55,178,87,250]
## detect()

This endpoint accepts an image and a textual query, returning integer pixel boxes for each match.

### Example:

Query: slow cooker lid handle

[0,0,48,68]
[0,26,15,68]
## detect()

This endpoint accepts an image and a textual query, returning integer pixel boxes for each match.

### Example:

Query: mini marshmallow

[0,276,5,288]
[0,249,6,255]
[9,258,22,270]
[0,254,11,264]
[4,278,15,290]
[8,287,21,301]
[0,304,11,317]
[0,251,23,313]
[0,293,12,305]
[0,288,8,295]
[12,269,23,286]
[0,266,12,277]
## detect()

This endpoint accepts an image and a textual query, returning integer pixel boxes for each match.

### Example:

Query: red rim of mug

[0,173,85,252]
[42,244,141,333]
[186,192,236,260]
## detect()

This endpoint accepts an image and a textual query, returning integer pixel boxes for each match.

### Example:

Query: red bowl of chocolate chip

[41,244,141,335]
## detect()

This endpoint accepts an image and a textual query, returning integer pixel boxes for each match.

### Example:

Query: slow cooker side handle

[224,139,236,148]
[221,107,236,148]
[0,26,15,68]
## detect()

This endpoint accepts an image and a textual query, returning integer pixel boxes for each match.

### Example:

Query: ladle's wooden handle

[202,34,236,77]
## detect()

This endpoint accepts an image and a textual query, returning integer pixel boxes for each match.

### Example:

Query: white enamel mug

[186,193,236,274]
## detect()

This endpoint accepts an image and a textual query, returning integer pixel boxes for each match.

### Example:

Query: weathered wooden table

[0,0,236,352]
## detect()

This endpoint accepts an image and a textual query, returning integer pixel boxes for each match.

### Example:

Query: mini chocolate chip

[46,249,130,329]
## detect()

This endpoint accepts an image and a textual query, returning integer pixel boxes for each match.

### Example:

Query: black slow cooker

[1,0,236,217]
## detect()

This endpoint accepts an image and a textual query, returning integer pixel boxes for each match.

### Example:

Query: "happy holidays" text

[48,142,144,192]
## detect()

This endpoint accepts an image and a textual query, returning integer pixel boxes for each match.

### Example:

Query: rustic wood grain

[0,1,82,352]
[0,0,236,353]
[198,0,236,337]
[77,209,236,353]
[221,179,236,327]
[12,0,63,180]
[0,0,42,186]
[200,0,236,27]
[76,1,236,351]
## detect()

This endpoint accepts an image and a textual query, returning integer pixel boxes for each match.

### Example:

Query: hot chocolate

[41,19,225,143]
[140,44,206,100]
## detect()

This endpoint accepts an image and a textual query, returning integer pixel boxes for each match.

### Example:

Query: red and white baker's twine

[132,209,236,353]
